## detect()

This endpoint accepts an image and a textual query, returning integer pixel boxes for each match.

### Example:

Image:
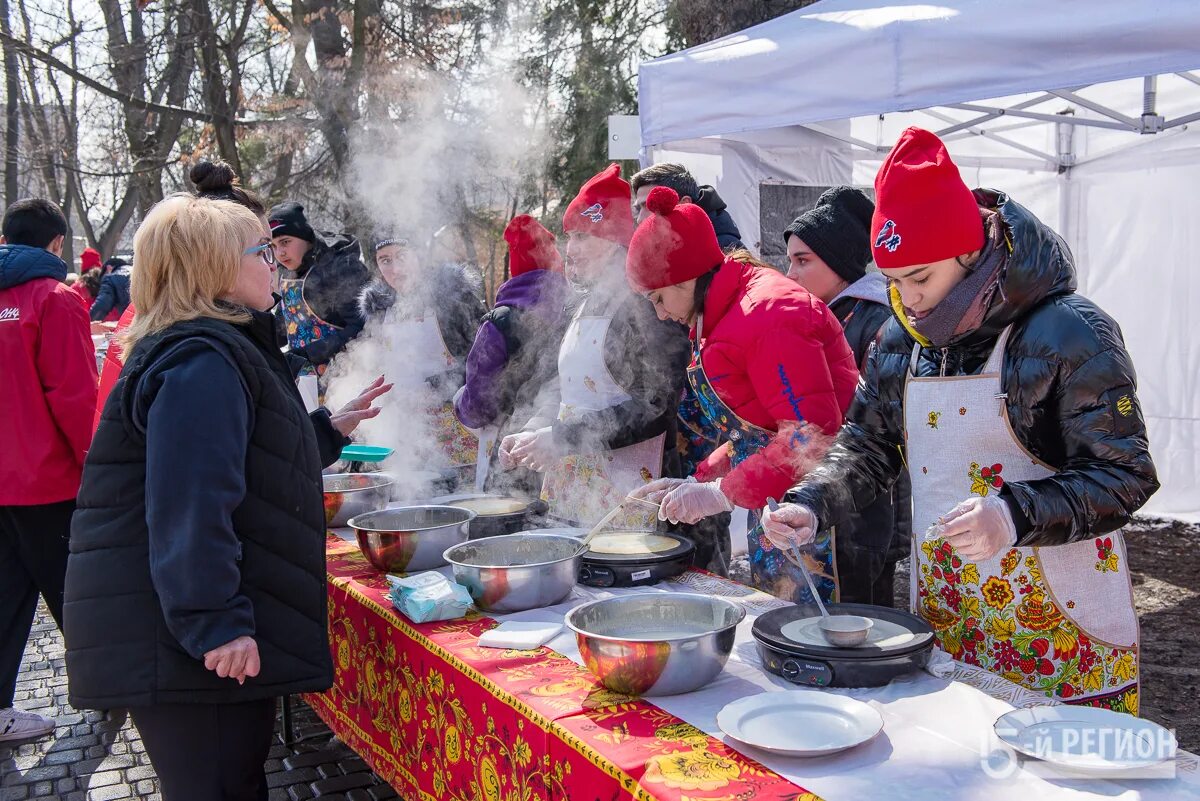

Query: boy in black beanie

[784,186,910,607]
[268,200,370,373]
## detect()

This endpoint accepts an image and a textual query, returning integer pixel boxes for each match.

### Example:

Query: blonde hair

[122,194,264,352]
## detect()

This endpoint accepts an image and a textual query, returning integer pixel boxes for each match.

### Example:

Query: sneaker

[0,707,55,743]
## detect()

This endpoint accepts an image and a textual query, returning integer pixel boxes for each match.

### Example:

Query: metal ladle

[765,498,873,647]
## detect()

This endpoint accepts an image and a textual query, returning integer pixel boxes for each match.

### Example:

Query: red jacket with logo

[0,245,98,505]
[692,258,859,508]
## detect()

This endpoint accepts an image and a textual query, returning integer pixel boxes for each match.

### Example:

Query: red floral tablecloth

[304,536,820,801]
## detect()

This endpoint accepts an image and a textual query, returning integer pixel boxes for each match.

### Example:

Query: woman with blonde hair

[64,194,384,801]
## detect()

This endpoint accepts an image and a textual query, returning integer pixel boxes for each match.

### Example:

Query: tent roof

[638,0,1200,146]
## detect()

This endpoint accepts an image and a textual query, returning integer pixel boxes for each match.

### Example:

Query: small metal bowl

[348,506,475,573]
[443,534,586,613]
[566,593,745,697]
[323,472,395,528]
[819,614,875,647]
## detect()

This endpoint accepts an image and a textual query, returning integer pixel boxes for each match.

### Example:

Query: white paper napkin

[478,621,564,650]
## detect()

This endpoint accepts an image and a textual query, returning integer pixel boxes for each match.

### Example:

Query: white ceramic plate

[717,691,883,757]
[994,705,1176,772]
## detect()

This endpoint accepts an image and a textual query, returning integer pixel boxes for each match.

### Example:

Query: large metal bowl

[443,534,586,613]
[323,472,395,528]
[348,506,475,573]
[565,593,745,697]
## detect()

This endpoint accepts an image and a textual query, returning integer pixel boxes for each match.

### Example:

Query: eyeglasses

[244,242,276,265]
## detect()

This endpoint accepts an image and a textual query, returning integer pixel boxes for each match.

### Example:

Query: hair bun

[190,160,237,194]
[645,185,679,216]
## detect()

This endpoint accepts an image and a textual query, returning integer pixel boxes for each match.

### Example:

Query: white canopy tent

[637,0,1200,519]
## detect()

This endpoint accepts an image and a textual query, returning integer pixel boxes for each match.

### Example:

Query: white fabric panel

[646,124,855,255]
[1067,128,1200,520]
[639,0,1200,146]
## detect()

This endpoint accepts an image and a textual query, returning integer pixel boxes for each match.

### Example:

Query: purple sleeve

[454,319,510,429]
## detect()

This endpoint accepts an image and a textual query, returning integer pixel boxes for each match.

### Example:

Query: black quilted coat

[787,190,1158,546]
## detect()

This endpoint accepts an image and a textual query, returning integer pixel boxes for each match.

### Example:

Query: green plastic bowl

[340,444,394,463]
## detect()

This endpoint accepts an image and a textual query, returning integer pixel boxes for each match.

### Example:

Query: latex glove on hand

[498,432,535,470]
[760,503,817,551]
[932,495,1018,562]
[658,479,734,525]
[628,477,690,506]
[509,426,560,472]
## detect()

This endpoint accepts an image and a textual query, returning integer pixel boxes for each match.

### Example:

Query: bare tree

[671,0,817,47]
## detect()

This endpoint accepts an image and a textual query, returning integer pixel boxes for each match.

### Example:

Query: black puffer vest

[66,316,332,708]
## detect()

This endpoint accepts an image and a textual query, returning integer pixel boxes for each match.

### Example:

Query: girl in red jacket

[628,187,858,604]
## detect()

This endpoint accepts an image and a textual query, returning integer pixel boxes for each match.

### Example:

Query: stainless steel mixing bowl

[442,533,586,613]
[323,472,395,528]
[565,593,745,697]
[348,506,475,573]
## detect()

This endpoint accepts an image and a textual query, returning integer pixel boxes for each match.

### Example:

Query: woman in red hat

[626,186,859,605]
[500,165,690,530]
[454,215,571,494]
[764,127,1157,711]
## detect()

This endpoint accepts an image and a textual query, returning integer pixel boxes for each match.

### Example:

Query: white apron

[541,304,664,528]
[381,314,477,471]
[905,325,1139,713]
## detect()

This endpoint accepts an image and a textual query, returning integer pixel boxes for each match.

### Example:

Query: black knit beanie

[783,186,875,284]
[268,200,316,243]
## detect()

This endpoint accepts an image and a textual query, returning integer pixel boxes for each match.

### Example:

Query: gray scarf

[911,211,1005,347]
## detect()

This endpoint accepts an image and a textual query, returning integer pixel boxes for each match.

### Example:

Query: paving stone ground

[0,604,399,801]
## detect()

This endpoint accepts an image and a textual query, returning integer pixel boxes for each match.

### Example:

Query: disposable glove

[928,495,1018,562]
[498,432,535,470]
[627,476,690,505]
[658,479,735,525]
[760,503,818,550]
[509,426,560,472]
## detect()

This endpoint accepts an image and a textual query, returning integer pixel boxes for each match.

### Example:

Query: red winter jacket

[0,245,99,505]
[93,304,136,433]
[692,258,858,508]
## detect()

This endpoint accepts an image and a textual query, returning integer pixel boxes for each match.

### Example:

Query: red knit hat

[80,247,102,271]
[871,127,984,270]
[626,186,725,292]
[504,215,562,277]
[562,164,636,247]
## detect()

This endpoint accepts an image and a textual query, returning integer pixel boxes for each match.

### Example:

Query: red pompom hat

[870,127,984,270]
[504,215,562,277]
[562,163,636,247]
[626,186,726,292]
[80,247,102,271]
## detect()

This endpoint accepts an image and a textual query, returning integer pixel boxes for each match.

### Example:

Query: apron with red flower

[905,325,1139,712]
[541,302,664,529]
[380,314,478,473]
[279,275,340,379]
[688,315,838,606]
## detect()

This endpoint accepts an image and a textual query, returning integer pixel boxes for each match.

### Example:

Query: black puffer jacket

[693,185,745,251]
[67,313,332,708]
[787,190,1158,546]
[281,232,371,367]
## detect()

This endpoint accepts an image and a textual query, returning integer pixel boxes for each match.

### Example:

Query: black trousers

[0,500,74,708]
[130,699,277,801]
[837,543,898,608]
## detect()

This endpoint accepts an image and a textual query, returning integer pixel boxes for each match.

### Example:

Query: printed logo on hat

[874,219,901,253]
[580,203,604,224]
[269,219,284,232]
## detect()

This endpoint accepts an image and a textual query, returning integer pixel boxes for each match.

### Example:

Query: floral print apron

[541,302,664,529]
[687,316,837,606]
[279,275,339,380]
[905,325,1139,712]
